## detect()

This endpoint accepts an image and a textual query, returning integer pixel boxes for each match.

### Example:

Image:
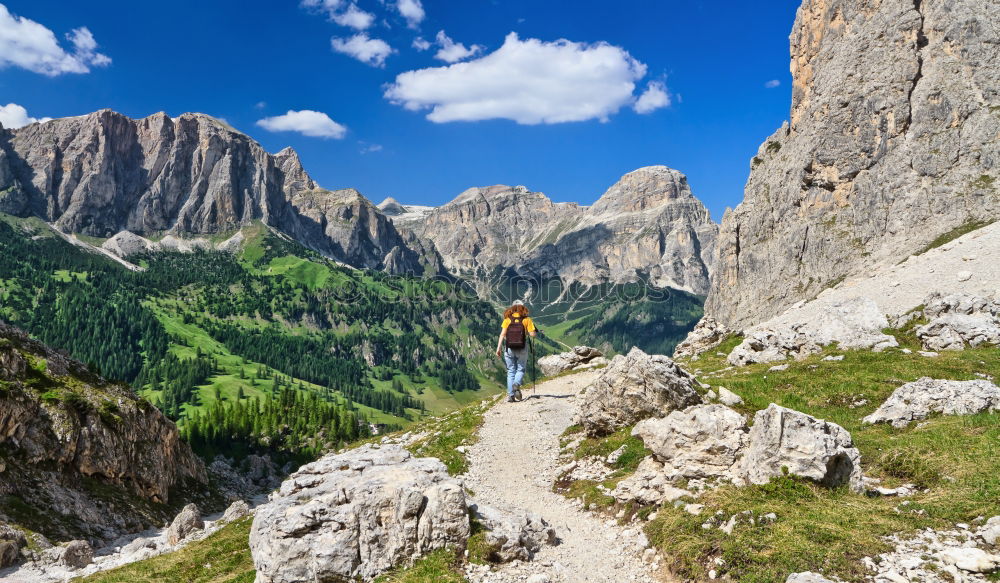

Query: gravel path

[462,371,665,583]
[760,220,1000,330]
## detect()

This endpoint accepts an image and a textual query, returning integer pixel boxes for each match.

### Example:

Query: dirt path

[462,371,663,583]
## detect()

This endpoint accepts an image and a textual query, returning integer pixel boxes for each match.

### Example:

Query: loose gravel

[462,371,668,583]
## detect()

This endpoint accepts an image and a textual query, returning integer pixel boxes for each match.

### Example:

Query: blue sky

[0,0,800,220]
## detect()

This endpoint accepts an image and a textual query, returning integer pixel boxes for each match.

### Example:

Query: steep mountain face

[706,0,1000,329]
[0,110,429,273]
[0,321,206,541]
[402,166,718,295]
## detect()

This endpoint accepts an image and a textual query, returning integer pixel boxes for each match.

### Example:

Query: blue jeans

[504,347,528,396]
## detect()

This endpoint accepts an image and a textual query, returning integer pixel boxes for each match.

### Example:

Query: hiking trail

[463,370,668,583]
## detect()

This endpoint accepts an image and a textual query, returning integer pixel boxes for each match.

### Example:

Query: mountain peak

[590,166,692,214]
[377,197,407,216]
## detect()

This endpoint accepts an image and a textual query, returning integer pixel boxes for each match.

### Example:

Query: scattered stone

[526,574,551,583]
[786,572,839,583]
[220,500,251,523]
[684,504,704,516]
[0,523,26,568]
[60,540,93,569]
[717,387,743,406]
[250,445,470,583]
[915,292,1000,351]
[957,270,973,282]
[166,504,204,545]
[611,457,692,505]
[769,364,790,372]
[918,350,939,357]
[740,404,863,492]
[822,355,844,361]
[862,377,1000,428]
[606,445,628,465]
[980,516,1000,545]
[937,547,1000,573]
[578,348,701,436]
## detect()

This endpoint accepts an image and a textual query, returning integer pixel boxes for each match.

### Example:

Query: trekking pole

[530,335,537,395]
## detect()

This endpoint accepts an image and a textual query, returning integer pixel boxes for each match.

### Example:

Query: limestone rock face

[632,404,749,481]
[249,444,470,583]
[578,348,702,436]
[707,0,1000,329]
[740,404,863,491]
[0,321,207,542]
[537,346,608,376]
[404,166,718,294]
[863,377,1000,428]
[0,110,431,273]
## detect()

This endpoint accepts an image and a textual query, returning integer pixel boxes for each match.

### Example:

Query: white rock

[822,355,845,361]
[717,387,744,406]
[632,404,748,481]
[472,503,556,563]
[250,445,470,583]
[862,377,1000,428]
[937,547,1000,573]
[786,572,839,583]
[526,575,551,583]
[981,516,1000,545]
[166,504,203,546]
[957,270,973,282]
[769,364,790,372]
[739,404,863,492]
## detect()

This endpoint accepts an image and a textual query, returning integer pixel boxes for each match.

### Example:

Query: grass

[406,397,494,475]
[77,517,256,583]
[560,328,1000,582]
[915,219,995,255]
[373,550,466,583]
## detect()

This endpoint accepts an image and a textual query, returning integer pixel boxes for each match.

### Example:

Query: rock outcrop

[537,346,608,376]
[707,0,1000,329]
[0,524,26,568]
[250,444,470,583]
[914,292,1000,351]
[577,348,702,436]
[672,317,731,359]
[727,297,897,366]
[469,503,556,563]
[863,377,1000,428]
[0,110,431,273]
[165,504,204,546]
[0,321,207,543]
[402,166,718,294]
[632,404,749,481]
[740,404,862,491]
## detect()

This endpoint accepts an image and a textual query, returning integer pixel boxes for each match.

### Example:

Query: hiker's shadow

[522,394,572,401]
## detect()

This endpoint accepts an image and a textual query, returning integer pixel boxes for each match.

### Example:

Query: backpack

[506,315,527,349]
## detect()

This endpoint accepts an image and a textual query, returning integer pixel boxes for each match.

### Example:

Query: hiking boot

[507,395,516,403]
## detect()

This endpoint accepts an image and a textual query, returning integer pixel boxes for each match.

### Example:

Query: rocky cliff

[0,110,428,273]
[402,166,718,294]
[706,0,1000,328]
[0,321,207,542]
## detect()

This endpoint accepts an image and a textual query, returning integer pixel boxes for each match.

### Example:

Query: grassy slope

[560,326,1000,582]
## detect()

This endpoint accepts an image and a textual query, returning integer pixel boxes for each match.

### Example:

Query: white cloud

[0,103,52,129]
[633,81,670,114]
[764,79,781,88]
[433,30,482,63]
[300,0,343,16]
[396,0,424,29]
[255,110,347,139]
[412,36,431,51]
[333,4,375,30]
[385,33,648,125]
[255,101,267,109]
[359,142,383,154]
[0,5,111,76]
[331,33,394,67]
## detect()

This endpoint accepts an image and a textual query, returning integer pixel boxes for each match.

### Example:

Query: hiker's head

[504,300,529,319]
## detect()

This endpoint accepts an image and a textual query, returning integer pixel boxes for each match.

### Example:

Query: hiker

[495,300,537,402]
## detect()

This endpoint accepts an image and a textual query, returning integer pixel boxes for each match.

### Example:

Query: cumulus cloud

[764,79,781,88]
[300,0,343,16]
[0,5,111,76]
[396,0,424,29]
[433,30,482,63]
[0,103,51,129]
[333,4,375,30]
[385,33,649,125]
[633,81,670,114]
[331,33,394,67]
[255,110,347,139]
[412,36,431,51]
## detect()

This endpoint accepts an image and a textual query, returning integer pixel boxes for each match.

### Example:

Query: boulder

[786,573,839,583]
[578,348,702,436]
[937,547,1000,573]
[916,314,1000,350]
[980,516,1000,546]
[739,404,863,492]
[60,539,93,569]
[166,503,204,545]
[862,377,1000,428]
[717,387,743,406]
[221,500,251,523]
[632,404,748,481]
[611,457,692,505]
[537,346,608,377]
[470,503,556,563]
[0,523,26,568]
[728,298,897,366]
[250,444,470,583]
[673,317,731,359]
